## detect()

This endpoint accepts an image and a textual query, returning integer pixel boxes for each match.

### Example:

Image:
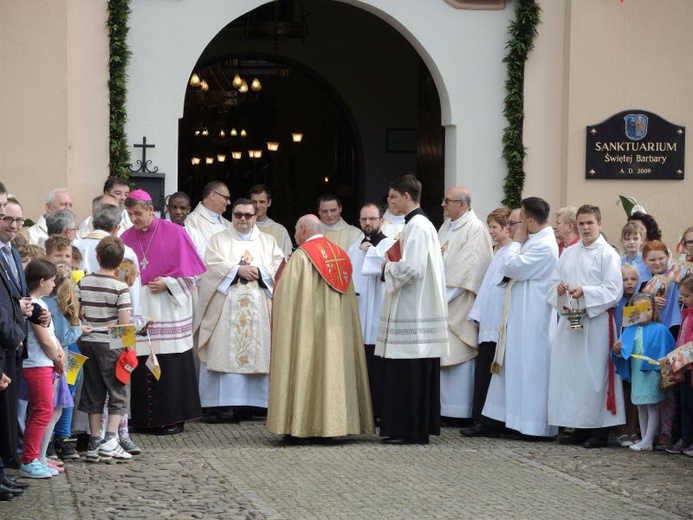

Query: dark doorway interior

[177,0,444,228]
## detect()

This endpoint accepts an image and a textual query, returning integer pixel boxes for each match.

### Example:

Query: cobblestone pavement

[3,421,691,519]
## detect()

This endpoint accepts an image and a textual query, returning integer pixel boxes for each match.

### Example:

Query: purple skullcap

[128,189,152,202]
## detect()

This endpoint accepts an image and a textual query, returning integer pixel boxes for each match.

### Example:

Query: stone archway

[127,0,511,217]
[175,0,446,225]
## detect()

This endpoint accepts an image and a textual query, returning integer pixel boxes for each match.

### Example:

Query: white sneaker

[98,437,132,461]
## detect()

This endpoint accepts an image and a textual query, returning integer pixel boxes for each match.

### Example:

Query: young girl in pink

[665,274,693,455]
[18,260,74,478]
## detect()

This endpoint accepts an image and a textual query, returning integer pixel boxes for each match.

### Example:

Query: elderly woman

[121,189,205,435]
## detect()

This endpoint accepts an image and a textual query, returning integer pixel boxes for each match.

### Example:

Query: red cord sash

[607,308,617,414]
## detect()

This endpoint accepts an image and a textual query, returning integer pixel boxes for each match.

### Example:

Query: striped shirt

[78,274,132,344]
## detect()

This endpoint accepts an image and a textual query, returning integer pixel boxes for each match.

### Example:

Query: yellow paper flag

[108,324,137,350]
[66,351,89,385]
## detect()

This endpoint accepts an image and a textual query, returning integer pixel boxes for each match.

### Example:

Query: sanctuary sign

[585,110,684,180]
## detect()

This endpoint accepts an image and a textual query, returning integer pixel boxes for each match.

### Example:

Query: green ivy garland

[108,0,132,179]
[501,0,541,208]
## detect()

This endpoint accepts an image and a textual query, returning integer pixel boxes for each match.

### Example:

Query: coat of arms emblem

[624,113,648,141]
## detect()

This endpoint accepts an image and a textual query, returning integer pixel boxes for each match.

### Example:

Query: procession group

[1,172,692,502]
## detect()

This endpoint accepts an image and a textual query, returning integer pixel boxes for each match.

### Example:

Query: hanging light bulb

[230,128,238,137]
[189,73,201,87]
[240,129,247,138]
[194,130,200,136]
[232,74,243,89]
[251,78,262,92]
[219,129,225,138]
[200,80,209,91]
[239,80,249,94]
[202,128,209,136]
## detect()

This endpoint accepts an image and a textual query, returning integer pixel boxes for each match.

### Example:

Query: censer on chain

[561,296,587,330]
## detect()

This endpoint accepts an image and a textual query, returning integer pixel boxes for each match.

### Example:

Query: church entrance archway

[177,0,444,226]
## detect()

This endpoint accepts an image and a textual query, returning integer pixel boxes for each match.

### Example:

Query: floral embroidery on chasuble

[300,238,352,293]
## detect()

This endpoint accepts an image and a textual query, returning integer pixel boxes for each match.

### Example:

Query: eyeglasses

[508,220,523,226]
[684,240,693,247]
[213,190,231,202]
[233,212,256,220]
[359,217,381,222]
[442,198,464,205]
[1,217,24,226]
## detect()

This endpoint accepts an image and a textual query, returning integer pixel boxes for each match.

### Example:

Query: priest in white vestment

[548,205,625,448]
[376,175,449,444]
[184,181,232,250]
[250,184,293,257]
[317,194,363,251]
[482,197,559,438]
[347,202,395,418]
[438,187,493,419]
[194,199,284,411]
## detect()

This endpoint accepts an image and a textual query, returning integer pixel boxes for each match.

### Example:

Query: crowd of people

[0,174,692,503]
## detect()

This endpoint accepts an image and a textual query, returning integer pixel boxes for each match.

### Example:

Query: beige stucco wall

[1,0,690,245]
[525,0,692,249]
[0,0,108,224]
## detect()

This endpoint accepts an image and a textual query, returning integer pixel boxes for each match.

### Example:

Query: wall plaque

[585,110,685,180]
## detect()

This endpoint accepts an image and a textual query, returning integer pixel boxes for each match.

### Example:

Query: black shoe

[155,422,184,436]
[382,437,429,445]
[0,490,13,501]
[2,457,19,469]
[583,437,608,449]
[559,434,588,445]
[281,435,306,445]
[1,475,29,489]
[460,423,500,438]
[0,483,23,497]
[382,436,407,445]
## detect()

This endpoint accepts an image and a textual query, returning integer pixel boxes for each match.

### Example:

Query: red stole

[300,237,352,293]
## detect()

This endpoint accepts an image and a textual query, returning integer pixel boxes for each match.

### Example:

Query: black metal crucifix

[128,136,159,174]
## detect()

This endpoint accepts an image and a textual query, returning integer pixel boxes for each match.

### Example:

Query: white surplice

[348,234,395,345]
[381,210,405,239]
[438,210,493,418]
[184,202,232,250]
[321,218,364,252]
[194,226,284,408]
[482,226,559,436]
[256,217,293,258]
[547,234,625,428]
[376,213,449,359]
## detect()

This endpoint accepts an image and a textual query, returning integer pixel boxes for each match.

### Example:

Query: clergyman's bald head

[295,214,321,245]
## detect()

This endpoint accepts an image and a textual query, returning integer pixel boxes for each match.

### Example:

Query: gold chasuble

[266,236,374,438]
